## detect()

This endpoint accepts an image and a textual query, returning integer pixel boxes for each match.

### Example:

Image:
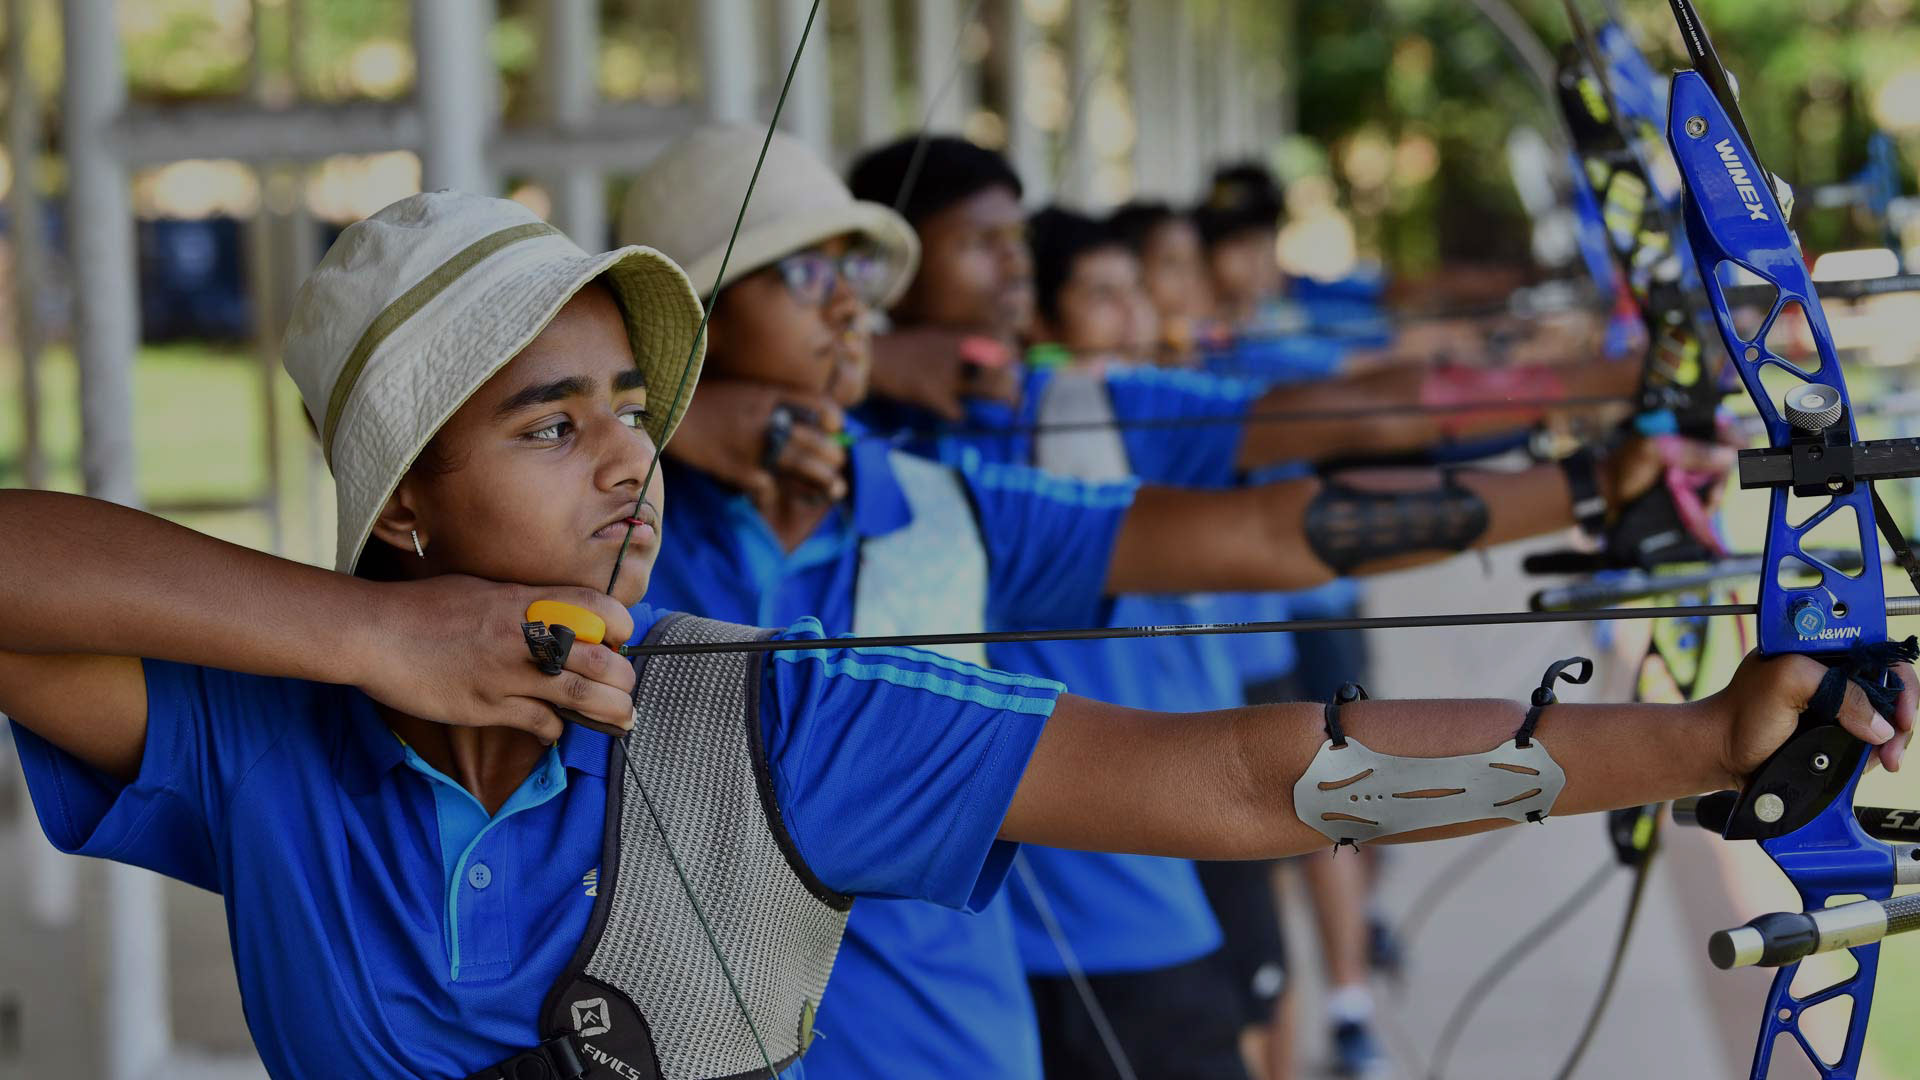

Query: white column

[413,0,494,192]
[1169,0,1200,197]
[857,0,896,145]
[8,0,45,489]
[699,0,759,124]
[1193,9,1219,171]
[777,0,833,156]
[64,7,168,1073]
[537,0,605,245]
[21,0,80,928]
[1273,0,1297,141]
[1216,4,1242,160]
[1061,0,1101,206]
[1000,0,1047,203]
[1126,0,1161,197]
[105,863,170,1080]
[63,0,138,507]
[915,0,965,131]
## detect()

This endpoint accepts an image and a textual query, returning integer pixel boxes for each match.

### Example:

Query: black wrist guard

[1304,474,1492,575]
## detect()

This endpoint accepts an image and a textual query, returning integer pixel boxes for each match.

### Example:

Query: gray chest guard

[475,614,852,1080]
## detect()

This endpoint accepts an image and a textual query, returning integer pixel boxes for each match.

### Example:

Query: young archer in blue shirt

[1,190,1905,1080]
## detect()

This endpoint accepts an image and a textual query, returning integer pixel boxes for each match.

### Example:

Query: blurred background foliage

[3,0,1915,279]
[1292,0,1920,275]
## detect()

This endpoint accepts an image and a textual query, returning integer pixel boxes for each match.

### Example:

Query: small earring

[411,530,426,558]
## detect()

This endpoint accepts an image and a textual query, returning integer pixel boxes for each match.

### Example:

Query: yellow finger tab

[526,601,607,646]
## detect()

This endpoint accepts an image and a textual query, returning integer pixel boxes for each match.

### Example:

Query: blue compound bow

[1664,1,1920,1076]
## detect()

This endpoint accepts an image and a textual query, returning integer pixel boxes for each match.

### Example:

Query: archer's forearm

[1234,362,1635,470]
[1003,692,1725,859]
[0,491,380,683]
[1104,465,1572,594]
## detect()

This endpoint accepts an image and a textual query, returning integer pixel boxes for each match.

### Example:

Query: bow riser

[1668,72,1889,658]
[1668,67,1895,1080]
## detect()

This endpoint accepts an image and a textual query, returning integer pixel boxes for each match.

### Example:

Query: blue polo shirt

[646,437,1135,1080]
[862,364,1255,487]
[883,363,1256,977]
[10,604,1059,1079]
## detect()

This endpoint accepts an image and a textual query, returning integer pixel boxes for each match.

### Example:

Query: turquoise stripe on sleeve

[774,650,1062,716]
[845,644,1065,692]
[1109,365,1256,399]
[964,457,1139,509]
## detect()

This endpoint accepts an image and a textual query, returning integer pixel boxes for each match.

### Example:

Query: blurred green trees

[19,0,1920,276]
[1294,0,1920,275]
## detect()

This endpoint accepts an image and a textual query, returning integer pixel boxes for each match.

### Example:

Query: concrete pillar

[8,0,45,490]
[1169,1,1200,197]
[1061,0,1100,206]
[777,0,832,156]
[699,0,759,124]
[246,182,292,555]
[1126,0,1162,197]
[1216,4,1242,160]
[249,0,288,555]
[413,0,494,192]
[63,0,139,507]
[64,7,168,1073]
[537,0,606,245]
[14,0,76,938]
[104,863,169,1080]
[857,0,896,146]
[999,0,1047,203]
[914,0,965,131]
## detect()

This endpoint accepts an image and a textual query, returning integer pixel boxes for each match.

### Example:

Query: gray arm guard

[1292,735,1567,848]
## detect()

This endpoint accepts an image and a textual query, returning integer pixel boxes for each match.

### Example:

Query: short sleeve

[9,660,304,893]
[957,450,1137,630]
[757,618,1061,911]
[1104,367,1257,487]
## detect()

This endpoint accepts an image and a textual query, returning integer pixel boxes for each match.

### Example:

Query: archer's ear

[366,479,424,560]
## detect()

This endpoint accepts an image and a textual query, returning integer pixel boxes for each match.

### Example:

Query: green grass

[0,341,337,565]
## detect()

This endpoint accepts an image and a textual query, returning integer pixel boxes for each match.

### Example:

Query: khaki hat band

[321,220,562,461]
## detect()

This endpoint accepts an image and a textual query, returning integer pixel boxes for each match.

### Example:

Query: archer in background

[840,134,1722,1080]
[629,126,1686,1080]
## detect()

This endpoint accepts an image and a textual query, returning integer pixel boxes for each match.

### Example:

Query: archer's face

[893,186,1034,339]
[375,283,667,607]
[1139,219,1213,323]
[1044,247,1157,356]
[706,233,873,408]
[1208,228,1281,314]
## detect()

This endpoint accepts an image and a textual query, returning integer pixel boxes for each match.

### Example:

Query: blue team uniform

[645,434,1136,1080]
[10,605,1058,1079]
[872,365,1261,989]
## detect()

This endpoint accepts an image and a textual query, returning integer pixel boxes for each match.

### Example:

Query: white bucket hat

[618,125,919,305]
[283,190,707,574]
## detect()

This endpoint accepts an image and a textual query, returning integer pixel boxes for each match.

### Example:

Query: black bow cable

[598,4,826,1075]
[1423,858,1620,1080]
